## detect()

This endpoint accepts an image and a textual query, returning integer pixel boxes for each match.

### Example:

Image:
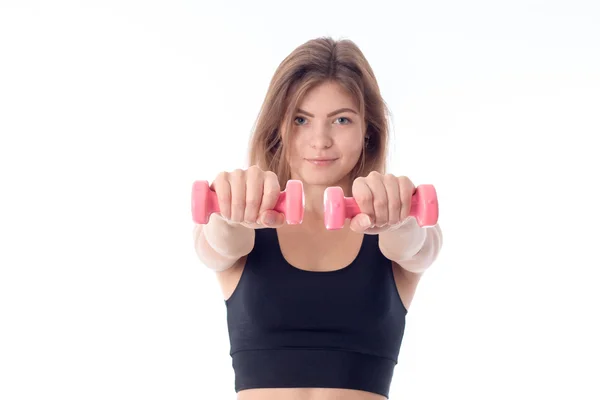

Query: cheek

[289,136,302,156]
[342,135,364,160]
[346,146,363,167]
[287,136,304,166]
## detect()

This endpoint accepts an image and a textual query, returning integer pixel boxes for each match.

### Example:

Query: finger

[367,172,388,227]
[229,169,246,223]
[243,166,264,224]
[259,209,285,227]
[349,213,374,233]
[383,174,401,226]
[259,171,281,213]
[211,172,231,220]
[259,171,284,226]
[352,177,375,224]
[398,176,415,221]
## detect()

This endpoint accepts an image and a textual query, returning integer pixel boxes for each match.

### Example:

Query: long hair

[248,37,390,188]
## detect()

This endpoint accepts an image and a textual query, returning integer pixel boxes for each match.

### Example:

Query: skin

[195,80,432,400]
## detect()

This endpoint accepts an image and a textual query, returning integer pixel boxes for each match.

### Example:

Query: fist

[210,165,285,229]
[349,172,416,234]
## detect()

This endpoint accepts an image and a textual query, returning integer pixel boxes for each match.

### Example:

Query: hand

[210,165,285,229]
[349,172,416,234]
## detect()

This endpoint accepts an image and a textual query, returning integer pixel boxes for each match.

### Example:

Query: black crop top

[224,228,407,398]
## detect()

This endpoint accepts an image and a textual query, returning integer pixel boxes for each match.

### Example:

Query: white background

[1,1,599,399]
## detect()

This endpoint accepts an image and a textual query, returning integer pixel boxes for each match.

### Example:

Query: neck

[301,179,352,221]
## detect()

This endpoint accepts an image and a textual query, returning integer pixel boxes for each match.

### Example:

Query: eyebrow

[296,108,358,118]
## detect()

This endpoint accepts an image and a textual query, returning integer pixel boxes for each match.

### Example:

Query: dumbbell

[191,179,305,225]
[323,184,439,230]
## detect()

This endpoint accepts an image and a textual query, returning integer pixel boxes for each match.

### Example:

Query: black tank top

[225,228,407,398]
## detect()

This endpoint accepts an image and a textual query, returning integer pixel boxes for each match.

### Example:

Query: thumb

[349,213,373,233]
[260,210,286,227]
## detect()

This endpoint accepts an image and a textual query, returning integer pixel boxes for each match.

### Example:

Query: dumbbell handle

[191,180,304,225]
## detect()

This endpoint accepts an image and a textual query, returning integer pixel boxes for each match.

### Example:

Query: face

[285,81,365,187]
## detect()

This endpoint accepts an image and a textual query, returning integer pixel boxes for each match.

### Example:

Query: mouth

[305,158,338,166]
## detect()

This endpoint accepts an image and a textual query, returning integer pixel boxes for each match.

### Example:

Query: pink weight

[323,184,439,230]
[191,179,305,225]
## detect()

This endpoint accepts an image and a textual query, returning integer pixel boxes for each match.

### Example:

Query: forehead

[298,81,358,110]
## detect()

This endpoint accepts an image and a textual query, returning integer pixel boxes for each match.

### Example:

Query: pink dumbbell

[191,179,305,225]
[323,184,439,229]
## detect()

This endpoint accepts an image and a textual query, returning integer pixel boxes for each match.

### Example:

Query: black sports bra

[224,228,407,398]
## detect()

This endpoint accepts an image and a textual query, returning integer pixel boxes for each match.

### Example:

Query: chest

[240,232,400,331]
[275,227,365,272]
[244,262,397,333]
[225,228,408,355]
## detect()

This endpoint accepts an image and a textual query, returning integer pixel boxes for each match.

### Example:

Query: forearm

[379,218,443,274]
[193,215,255,271]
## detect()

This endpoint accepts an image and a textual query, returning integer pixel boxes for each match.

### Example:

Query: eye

[294,116,308,125]
[335,117,351,125]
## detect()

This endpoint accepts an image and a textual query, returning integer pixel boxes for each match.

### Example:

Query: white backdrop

[1,1,599,399]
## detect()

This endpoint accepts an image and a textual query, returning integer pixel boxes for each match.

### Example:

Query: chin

[296,168,352,187]
[289,157,357,187]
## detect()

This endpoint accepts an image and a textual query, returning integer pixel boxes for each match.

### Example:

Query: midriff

[238,387,387,400]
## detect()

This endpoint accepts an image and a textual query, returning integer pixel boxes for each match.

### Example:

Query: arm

[378,218,443,275]
[192,214,256,272]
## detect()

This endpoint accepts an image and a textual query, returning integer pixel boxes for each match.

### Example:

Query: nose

[309,123,333,149]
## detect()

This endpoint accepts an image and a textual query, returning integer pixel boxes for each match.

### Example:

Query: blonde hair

[248,37,390,188]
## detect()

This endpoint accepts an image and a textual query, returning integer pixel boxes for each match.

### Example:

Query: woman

[193,37,443,400]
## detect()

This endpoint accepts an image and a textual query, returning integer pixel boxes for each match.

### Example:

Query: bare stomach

[237,388,386,400]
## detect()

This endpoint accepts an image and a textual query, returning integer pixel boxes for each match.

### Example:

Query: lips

[305,158,338,166]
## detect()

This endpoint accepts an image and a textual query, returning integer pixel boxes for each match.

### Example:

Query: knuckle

[248,164,262,172]
[231,199,246,210]
[231,168,245,179]
[397,175,411,187]
[367,172,382,183]
[264,170,278,181]
[373,198,387,210]
[246,165,262,177]
[264,186,279,198]
[229,214,243,223]
[356,192,373,205]
[264,172,280,190]
[245,198,260,208]
[352,177,365,190]
[401,189,413,201]
[388,199,401,211]
[384,173,397,184]
[213,172,228,188]
[217,192,231,204]
[215,171,228,181]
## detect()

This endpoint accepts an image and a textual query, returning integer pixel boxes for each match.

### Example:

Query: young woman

[193,37,443,400]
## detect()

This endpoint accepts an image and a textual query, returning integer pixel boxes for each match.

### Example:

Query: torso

[216,221,421,400]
